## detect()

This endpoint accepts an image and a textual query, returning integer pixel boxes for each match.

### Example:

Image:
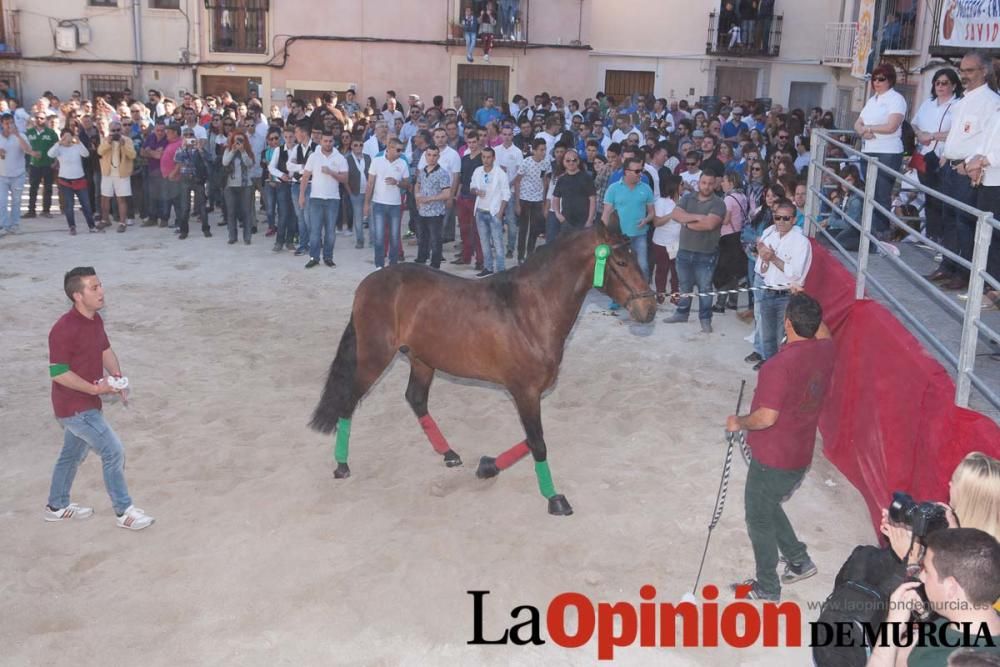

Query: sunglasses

[774,214,794,221]
[872,76,888,82]
[935,80,952,86]
[686,161,698,166]
[564,158,579,163]
[751,166,763,171]
[626,168,643,174]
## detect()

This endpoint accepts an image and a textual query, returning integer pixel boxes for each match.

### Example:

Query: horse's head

[592,221,657,323]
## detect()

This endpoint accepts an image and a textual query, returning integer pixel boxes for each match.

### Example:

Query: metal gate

[457,64,509,115]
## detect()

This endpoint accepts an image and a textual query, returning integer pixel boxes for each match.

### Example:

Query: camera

[888,492,949,538]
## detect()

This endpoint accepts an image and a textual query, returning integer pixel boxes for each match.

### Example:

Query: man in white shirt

[363,120,389,159]
[470,146,511,276]
[611,115,642,145]
[364,138,410,269]
[0,113,39,235]
[493,125,523,259]
[931,52,1000,290]
[299,129,348,268]
[755,199,812,364]
[182,107,207,148]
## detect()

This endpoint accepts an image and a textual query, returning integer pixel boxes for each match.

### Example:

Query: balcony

[823,22,858,67]
[876,0,919,54]
[448,0,532,46]
[706,12,782,58]
[0,10,20,58]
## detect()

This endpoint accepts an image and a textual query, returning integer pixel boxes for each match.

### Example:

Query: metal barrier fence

[803,129,1000,413]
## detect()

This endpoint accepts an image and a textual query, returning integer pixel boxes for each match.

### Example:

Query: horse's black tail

[310,315,358,434]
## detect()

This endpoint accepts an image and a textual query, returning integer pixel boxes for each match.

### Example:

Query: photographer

[865,528,1000,667]
[96,120,136,233]
[221,130,255,245]
[48,129,96,234]
[881,453,1000,566]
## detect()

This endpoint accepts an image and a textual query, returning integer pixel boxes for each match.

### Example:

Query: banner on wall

[852,0,877,78]
[939,0,1000,47]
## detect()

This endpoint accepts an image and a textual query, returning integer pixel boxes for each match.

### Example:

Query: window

[82,74,132,103]
[89,0,117,6]
[207,0,268,54]
[150,0,180,8]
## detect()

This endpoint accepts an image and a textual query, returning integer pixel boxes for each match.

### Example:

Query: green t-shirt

[26,127,59,167]
[907,616,1000,667]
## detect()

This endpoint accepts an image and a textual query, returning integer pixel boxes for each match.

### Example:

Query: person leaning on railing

[957,104,1000,311]
[854,64,907,244]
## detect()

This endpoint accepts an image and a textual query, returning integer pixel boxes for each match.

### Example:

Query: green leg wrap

[534,460,556,498]
[334,418,351,463]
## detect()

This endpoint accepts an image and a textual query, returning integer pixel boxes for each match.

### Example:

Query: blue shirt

[474,107,501,127]
[722,120,743,139]
[604,181,654,238]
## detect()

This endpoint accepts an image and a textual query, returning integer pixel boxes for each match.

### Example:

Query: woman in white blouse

[910,68,961,244]
[47,128,98,234]
[854,64,908,240]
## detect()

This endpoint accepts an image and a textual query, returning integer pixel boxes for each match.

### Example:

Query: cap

[691,129,705,138]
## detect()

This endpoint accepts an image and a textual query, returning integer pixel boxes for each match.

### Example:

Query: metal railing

[0,10,20,56]
[822,22,857,66]
[804,130,1000,413]
[876,0,919,52]
[706,12,783,57]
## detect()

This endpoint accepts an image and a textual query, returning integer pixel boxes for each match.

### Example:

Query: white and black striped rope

[656,283,797,301]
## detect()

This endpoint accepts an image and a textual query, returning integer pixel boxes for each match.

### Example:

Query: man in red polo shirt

[725,292,834,600]
[45,267,154,530]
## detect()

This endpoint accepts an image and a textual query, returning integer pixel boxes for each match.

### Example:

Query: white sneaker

[44,503,94,521]
[126,218,135,227]
[116,505,154,530]
[484,54,490,62]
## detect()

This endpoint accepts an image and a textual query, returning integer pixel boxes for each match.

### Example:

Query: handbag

[909,102,951,175]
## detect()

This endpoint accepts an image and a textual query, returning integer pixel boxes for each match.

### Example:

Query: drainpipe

[132,0,143,86]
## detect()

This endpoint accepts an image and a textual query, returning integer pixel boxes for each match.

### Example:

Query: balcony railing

[823,22,858,66]
[0,10,20,57]
[449,0,530,46]
[875,0,918,53]
[706,12,782,57]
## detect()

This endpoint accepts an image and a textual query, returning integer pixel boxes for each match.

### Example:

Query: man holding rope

[725,293,833,600]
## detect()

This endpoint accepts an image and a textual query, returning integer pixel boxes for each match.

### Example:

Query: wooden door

[714,67,758,103]
[603,70,655,100]
[201,75,261,100]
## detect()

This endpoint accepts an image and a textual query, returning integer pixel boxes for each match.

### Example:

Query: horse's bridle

[595,242,656,309]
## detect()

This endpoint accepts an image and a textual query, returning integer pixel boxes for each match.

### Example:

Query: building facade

[1,0,954,117]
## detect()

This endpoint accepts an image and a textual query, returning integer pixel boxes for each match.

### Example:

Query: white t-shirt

[0,132,26,177]
[47,142,90,179]
[911,96,956,157]
[859,89,907,154]
[493,143,523,184]
[369,155,409,206]
[185,123,207,141]
[304,148,347,200]
[680,169,702,191]
[652,197,681,256]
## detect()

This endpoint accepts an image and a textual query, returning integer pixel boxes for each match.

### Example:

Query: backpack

[812,546,907,667]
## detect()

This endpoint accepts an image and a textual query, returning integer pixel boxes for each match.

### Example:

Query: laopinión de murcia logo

[467,587,998,660]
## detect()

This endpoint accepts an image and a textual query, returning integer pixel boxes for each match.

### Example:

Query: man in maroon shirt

[45,267,154,530]
[725,292,834,600]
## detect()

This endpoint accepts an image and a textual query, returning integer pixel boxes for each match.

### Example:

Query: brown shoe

[140,218,158,227]
[117,223,127,233]
[924,269,951,283]
[943,277,968,291]
[158,219,168,228]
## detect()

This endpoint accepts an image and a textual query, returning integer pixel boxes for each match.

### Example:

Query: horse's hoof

[444,450,463,467]
[476,456,500,479]
[548,494,573,516]
[333,463,351,479]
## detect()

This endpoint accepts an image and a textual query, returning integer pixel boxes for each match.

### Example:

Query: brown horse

[310,222,656,515]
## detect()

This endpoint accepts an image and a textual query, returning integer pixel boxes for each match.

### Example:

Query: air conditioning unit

[77,23,92,45]
[56,25,78,52]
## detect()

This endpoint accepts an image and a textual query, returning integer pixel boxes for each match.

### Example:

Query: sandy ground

[1,213,874,666]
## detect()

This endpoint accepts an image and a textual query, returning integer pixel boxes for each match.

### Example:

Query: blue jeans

[58,184,97,230]
[271,182,295,245]
[629,233,650,283]
[464,31,477,59]
[308,197,340,261]
[350,192,368,247]
[224,186,253,242]
[752,272,764,357]
[49,409,132,515]
[476,209,506,272]
[371,201,401,268]
[291,181,310,251]
[674,248,719,321]
[264,182,278,229]
[545,210,561,244]
[758,289,790,360]
[864,152,902,239]
[0,172,26,230]
[503,195,518,254]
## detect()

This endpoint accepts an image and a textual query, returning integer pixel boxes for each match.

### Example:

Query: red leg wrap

[496,441,531,470]
[418,414,451,455]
